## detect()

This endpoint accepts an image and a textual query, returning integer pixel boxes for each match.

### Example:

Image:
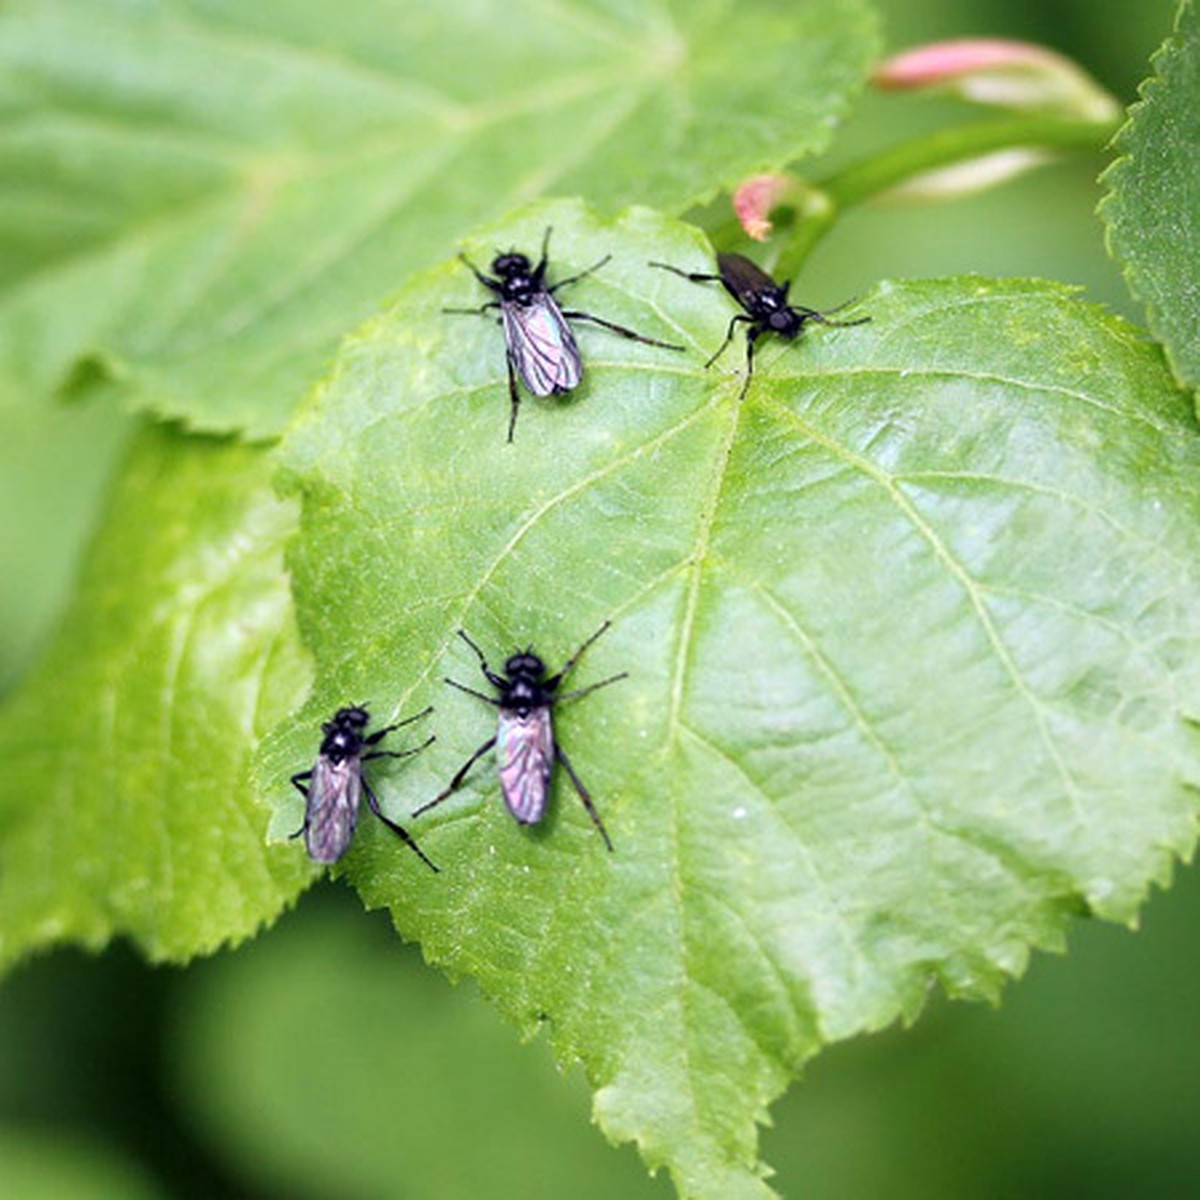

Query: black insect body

[290,705,438,869]
[649,252,869,399]
[413,623,626,851]
[450,227,684,442]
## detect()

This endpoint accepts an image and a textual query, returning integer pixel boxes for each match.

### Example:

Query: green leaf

[0,1127,162,1200]
[0,401,133,694]
[1101,0,1200,394]
[0,0,878,437]
[0,424,314,971]
[264,200,1200,1198]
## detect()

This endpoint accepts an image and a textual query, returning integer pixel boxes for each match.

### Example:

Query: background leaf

[0,401,132,695]
[0,0,877,436]
[1101,0,1200,395]
[0,424,314,970]
[0,1127,162,1200]
[6,866,1200,1200]
[175,897,670,1200]
[263,200,1200,1197]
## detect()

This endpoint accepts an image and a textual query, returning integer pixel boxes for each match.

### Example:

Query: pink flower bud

[733,175,794,241]
[732,174,830,242]
[873,38,1119,122]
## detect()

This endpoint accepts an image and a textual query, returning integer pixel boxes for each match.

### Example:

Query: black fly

[449,227,684,442]
[413,622,626,851]
[649,252,869,398]
[290,705,438,869]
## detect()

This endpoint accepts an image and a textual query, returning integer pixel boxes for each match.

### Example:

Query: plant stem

[773,112,1122,280]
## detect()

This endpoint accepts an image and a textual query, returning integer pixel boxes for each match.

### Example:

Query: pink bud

[873,38,1119,122]
[733,175,795,241]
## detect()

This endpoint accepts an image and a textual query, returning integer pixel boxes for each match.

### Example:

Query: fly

[413,621,626,851]
[290,705,438,869]
[449,227,684,442]
[649,251,869,398]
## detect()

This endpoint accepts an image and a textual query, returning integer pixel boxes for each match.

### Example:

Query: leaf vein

[678,721,870,993]
[383,396,722,715]
[150,0,466,121]
[894,467,1183,559]
[713,562,1043,898]
[758,392,1091,830]
[766,362,1177,439]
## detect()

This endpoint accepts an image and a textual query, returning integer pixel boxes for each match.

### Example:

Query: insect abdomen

[305,758,360,863]
[496,708,555,824]
[503,300,582,396]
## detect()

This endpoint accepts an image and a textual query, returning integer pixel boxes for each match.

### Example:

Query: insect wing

[716,252,779,309]
[305,756,362,863]
[496,707,555,825]
[501,295,582,395]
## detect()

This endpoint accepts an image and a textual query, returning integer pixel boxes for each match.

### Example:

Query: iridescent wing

[501,294,582,395]
[304,756,361,863]
[496,707,555,825]
[716,251,779,310]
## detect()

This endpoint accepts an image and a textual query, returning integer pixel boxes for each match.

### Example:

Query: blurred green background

[2,0,1195,1196]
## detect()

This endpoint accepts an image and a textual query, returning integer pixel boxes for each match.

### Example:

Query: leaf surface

[0,0,877,435]
[1101,0,1200,394]
[0,425,314,969]
[0,1127,162,1200]
[263,201,1200,1197]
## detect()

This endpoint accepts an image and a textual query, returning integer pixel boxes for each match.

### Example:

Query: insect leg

[446,677,502,706]
[556,671,628,704]
[362,778,439,872]
[704,313,752,369]
[555,744,614,852]
[412,736,498,817]
[547,618,613,688]
[559,310,684,351]
[459,253,502,292]
[648,261,724,285]
[444,301,502,316]
[548,254,611,293]
[796,292,871,325]
[362,733,436,763]
[366,705,434,744]
[737,326,763,401]
[811,309,871,329]
[457,629,509,690]
[505,347,522,443]
[535,226,553,274]
[288,770,312,838]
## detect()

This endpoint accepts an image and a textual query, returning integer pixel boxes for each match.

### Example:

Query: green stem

[773,112,1122,280]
